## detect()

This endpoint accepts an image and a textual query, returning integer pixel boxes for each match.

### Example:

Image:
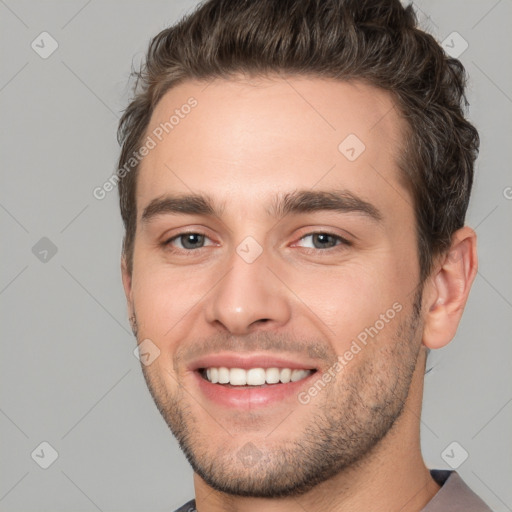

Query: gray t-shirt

[173,470,493,511]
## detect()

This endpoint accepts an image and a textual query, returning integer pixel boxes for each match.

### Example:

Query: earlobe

[422,227,478,350]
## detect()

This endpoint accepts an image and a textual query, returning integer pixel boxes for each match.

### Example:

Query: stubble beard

[132,291,423,498]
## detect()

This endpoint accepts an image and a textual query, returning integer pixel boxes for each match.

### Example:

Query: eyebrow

[141,189,382,224]
[141,193,218,223]
[269,189,382,222]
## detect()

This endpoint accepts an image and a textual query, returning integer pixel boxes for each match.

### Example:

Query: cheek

[385,213,421,289]
[280,254,409,349]
[130,262,207,340]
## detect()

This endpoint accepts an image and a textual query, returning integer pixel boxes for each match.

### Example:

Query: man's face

[124,76,425,497]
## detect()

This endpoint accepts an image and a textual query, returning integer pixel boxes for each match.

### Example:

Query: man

[117,0,492,510]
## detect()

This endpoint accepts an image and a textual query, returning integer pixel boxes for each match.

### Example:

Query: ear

[121,255,134,319]
[422,226,478,350]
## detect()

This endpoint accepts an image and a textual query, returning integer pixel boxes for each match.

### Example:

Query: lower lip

[193,370,318,408]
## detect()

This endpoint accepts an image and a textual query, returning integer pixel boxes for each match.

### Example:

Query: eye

[165,233,213,250]
[295,232,348,250]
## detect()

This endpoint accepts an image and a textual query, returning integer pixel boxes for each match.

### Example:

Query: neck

[193,350,440,512]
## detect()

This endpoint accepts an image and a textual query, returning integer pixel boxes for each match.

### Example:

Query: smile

[201,367,315,386]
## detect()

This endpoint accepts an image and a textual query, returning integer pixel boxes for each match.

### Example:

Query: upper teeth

[204,367,313,386]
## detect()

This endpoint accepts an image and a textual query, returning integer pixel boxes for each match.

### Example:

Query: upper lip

[189,352,320,371]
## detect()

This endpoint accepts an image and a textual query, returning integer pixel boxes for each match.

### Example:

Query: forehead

[137,76,410,220]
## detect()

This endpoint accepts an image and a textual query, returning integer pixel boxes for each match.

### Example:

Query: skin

[121,76,478,512]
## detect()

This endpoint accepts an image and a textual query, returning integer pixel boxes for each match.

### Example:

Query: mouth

[199,366,316,387]
[189,353,320,408]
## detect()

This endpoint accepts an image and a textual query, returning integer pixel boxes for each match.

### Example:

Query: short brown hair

[117,0,479,282]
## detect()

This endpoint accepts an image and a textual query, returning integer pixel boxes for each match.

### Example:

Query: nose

[204,246,292,335]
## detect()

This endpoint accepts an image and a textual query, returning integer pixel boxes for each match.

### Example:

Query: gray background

[1,0,511,510]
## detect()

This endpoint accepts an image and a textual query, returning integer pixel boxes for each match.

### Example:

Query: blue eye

[296,233,347,249]
[167,233,211,250]
[163,231,349,253]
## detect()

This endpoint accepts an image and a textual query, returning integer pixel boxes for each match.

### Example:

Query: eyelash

[293,232,351,252]
[163,232,215,251]
[162,231,351,253]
